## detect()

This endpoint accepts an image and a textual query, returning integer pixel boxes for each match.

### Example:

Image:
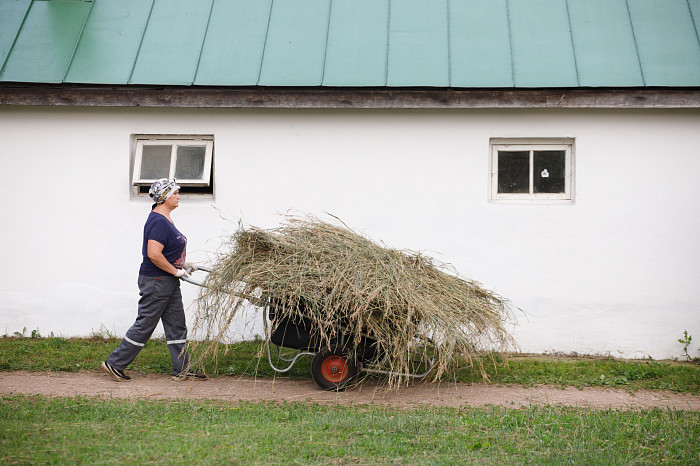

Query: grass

[1,336,698,393]
[1,395,698,464]
[453,353,700,393]
[1,337,698,464]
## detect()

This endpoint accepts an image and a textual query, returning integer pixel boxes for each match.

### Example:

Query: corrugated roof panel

[628,0,700,86]
[387,0,449,86]
[449,0,513,87]
[195,0,272,86]
[322,0,389,86]
[0,0,32,74]
[258,0,331,86]
[568,0,643,86]
[1,0,91,83]
[691,0,700,40]
[1,0,699,89]
[508,0,579,87]
[65,0,153,84]
[129,0,213,85]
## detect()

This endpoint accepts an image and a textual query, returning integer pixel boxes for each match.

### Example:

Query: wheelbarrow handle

[180,266,262,306]
[179,266,212,287]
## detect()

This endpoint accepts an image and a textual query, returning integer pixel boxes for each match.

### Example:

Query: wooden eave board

[65,0,153,85]
[1,86,698,109]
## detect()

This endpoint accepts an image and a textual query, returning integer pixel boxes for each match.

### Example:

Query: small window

[490,138,574,201]
[132,135,213,196]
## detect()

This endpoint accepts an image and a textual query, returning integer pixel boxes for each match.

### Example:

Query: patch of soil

[1,371,698,411]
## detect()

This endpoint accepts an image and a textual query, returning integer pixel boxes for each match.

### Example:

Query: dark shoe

[173,370,207,381]
[102,361,131,382]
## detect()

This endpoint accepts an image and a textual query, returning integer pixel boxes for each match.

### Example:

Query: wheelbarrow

[182,267,437,390]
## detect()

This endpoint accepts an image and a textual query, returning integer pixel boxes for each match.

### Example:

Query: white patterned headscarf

[149,178,181,205]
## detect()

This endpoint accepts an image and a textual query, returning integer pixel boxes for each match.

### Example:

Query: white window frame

[132,135,214,188]
[489,138,574,202]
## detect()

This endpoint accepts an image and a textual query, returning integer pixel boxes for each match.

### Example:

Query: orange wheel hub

[320,356,349,383]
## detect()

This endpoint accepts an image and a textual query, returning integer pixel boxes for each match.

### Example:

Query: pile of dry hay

[190,216,516,386]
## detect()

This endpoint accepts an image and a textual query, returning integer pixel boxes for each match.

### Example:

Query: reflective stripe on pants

[106,275,189,375]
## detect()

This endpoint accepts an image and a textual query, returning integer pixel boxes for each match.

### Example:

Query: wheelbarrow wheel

[311,346,358,391]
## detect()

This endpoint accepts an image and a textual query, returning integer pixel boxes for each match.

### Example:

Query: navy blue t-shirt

[139,211,187,277]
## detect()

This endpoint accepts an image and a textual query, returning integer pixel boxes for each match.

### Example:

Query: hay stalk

[189,216,516,386]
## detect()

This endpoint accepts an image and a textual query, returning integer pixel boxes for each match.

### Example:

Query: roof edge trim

[0,84,699,109]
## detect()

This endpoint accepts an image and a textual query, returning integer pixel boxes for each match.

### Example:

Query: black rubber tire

[311,346,358,391]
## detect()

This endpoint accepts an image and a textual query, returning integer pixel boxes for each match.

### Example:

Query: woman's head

[149,178,181,207]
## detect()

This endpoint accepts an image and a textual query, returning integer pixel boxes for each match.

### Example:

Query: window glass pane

[175,145,206,180]
[498,151,530,193]
[140,145,172,179]
[533,150,565,193]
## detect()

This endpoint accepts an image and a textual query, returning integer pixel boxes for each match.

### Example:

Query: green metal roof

[1,0,700,87]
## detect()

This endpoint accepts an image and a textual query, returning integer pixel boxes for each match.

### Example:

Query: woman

[102,178,206,382]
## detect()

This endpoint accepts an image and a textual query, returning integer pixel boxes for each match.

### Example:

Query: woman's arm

[147,239,179,275]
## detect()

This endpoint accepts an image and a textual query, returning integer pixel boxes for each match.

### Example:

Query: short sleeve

[146,217,169,246]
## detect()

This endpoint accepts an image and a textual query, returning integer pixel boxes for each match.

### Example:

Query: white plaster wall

[0,106,698,359]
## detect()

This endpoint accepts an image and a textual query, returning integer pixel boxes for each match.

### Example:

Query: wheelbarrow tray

[267,297,380,363]
[181,268,434,390]
[265,295,436,391]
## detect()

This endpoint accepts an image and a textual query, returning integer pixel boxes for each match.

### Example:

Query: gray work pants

[107,275,190,376]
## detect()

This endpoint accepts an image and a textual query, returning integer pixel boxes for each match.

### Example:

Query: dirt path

[1,371,698,411]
